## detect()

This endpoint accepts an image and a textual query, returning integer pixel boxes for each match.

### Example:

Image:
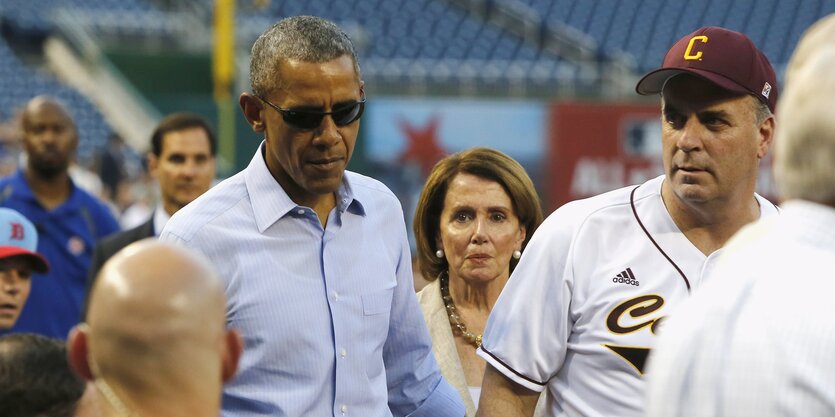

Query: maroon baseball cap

[636,26,778,113]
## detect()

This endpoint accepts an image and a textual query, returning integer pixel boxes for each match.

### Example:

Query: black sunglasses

[257,95,366,130]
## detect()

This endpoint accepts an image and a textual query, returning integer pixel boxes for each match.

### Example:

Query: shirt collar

[8,169,36,201]
[780,200,835,248]
[9,169,83,212]
[244,141,366,233]
[153,203,171,236]
[335,173,366,217]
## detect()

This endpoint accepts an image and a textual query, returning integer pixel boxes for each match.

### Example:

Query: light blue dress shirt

[160,143,464,417]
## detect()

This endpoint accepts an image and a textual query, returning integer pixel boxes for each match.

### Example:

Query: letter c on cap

[684,35,709,60]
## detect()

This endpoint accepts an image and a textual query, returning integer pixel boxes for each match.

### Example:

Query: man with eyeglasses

[160,15,464,417]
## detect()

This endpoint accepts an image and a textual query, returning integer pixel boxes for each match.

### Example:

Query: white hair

[774,49,835,206]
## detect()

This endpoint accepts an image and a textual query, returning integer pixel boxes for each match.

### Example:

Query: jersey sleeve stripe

[479,345,548,387]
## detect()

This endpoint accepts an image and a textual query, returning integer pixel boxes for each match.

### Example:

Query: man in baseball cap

[0,208,49,330]
[476,27,778,417]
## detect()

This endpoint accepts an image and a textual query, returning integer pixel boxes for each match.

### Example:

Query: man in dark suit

[85,113,216,311]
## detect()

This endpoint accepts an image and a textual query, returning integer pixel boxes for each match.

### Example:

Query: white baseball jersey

[477,175,779,417]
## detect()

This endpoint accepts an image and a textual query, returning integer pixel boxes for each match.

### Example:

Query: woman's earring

[513,250,522,260]
[435,249,444,259]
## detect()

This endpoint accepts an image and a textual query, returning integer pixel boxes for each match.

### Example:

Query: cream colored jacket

[417,279,546,417]
[417,279,477,416]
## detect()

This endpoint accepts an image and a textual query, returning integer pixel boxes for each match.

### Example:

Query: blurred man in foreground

[69,240,242,417]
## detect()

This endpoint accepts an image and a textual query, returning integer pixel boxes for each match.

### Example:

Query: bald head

[22,96,73,124]
[71,240,240,414]
[784,14,835,86]
[87,239,225,335]
[21,96,78,179]
[775,37,835,206]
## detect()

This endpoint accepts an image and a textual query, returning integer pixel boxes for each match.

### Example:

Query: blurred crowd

[0,110,153,230]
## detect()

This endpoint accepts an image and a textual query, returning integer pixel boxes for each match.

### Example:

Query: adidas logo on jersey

[612,267,639,286]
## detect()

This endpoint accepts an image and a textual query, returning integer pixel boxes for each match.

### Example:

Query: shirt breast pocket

[362,287,394,316]
[360,287,395,378]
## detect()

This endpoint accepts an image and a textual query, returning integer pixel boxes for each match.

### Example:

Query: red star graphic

[398,116,447,175]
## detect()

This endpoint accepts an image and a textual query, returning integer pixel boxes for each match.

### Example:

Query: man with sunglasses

[160,15,464,417]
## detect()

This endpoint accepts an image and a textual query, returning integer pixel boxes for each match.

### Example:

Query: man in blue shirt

[0,96,119,339]
[161,16,464,417]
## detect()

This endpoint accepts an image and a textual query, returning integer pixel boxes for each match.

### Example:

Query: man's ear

[221,329,244,383]
[67,324,94,381]
[239,93,266,133]
[757,114,775,159]
[147,153,159,178]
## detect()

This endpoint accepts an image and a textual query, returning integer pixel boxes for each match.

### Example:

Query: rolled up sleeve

[405,378,465,417]
[384,223,465,417]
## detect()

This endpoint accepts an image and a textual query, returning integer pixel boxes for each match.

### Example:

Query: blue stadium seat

[566,0,595,33]
[601,0,640,54]
[1,0,156,35]
[519,0,827,77]
[585,0,618,46]
[741,0,778,49]
[230,0,565,81]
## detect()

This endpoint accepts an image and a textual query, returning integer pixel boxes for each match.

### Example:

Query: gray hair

[249,16,361,97]
[774,49,835,207]
[752,97,772,126]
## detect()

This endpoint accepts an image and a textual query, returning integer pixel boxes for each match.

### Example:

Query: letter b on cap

[684,35,708,60]
[10,223,25,240]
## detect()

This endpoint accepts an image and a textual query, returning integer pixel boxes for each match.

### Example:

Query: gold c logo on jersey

[683,35,709,60]
[606,294,665,334]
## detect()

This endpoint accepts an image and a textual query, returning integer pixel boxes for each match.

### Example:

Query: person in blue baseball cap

[0,208,49,330]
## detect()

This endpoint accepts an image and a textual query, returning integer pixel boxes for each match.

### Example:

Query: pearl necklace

[439,271,483,348]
